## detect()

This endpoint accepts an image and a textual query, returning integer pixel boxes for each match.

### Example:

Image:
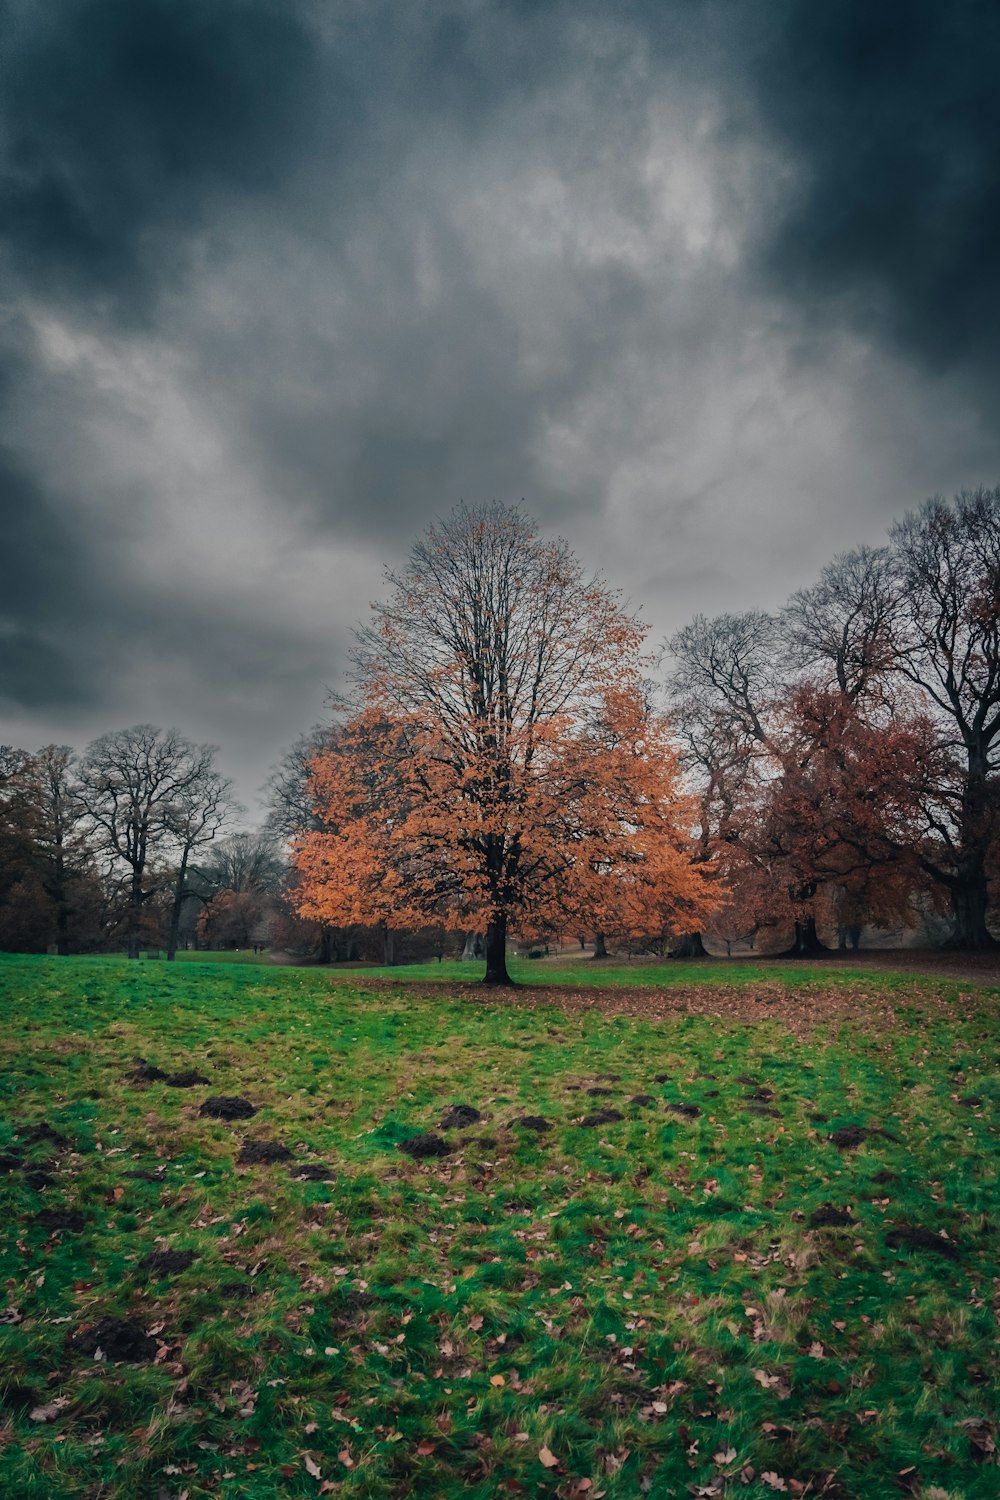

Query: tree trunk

[381,925,396,966]
[670,931,708,958]
[944,877,997,950]
[592,932,608,959]
[166,851,190,962]
[127,875,143,960]
[483,912,512,985]
[779,916,829,958]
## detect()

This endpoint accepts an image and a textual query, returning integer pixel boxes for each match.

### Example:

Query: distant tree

[295,503,715,983]
[0,746,40,920]
[265,726,337,840]
[782,546,896,704]
[164,770,239,960]
[76,725,233,959]
[203,831,284,895]
[888,488,1000,948]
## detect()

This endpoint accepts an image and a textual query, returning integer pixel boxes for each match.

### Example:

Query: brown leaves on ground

[331,976,959,1037]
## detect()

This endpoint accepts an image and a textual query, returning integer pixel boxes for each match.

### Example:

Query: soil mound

[398,1133,451,1158]
[238,1139,293,1165]
[809,1204,854,1228]
[36,1208,86,1232]
[138,1249,198,1277]
[885,1225,959,1260]
[71,1318,158,1363]
[581,1109,624,1127]
[440,1104,482,1129]
[200,1096,257,1121]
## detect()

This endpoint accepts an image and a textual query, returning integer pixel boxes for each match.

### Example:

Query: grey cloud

[741,0,1000,401]
[1,0,999,806]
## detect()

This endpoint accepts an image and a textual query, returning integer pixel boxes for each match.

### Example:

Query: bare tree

[164,770,239,961]
[667,611,786,952]
[265,725,337,841]
[203,831,285,895]
[889,488,1000,948]
[782,546,896,705]
[28,746,95,955]
[76,725,233,959]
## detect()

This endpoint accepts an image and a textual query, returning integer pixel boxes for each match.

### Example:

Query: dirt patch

[666,1102,700,1119]
[581,1109,624,1127]
[959,1094,984,1107]
[165,1070,210,1088]
[586,1086,616,1097]
[749,1105,782,1118]
[515,1116,552,1132]
[200,1096,257,1121]
[36,1207,86,1232]
[439,1104,482,1129]
[123,1167,166,1182]
[735,1074,761,1086]
[291,1163,336,1181]
[238,1139,293,1165]
[885,1225,959,1260]
[0,1151,23,1173]
[70,1317,158,1363]
[24,1168,53,1190]
[630,1094,656,1107]
[125,1063,168,1083]
[809,1204,855,1228]
[217,1281,258,1299]
[745,1088,775,1102]
[137,1249,198,1277]
[398,1133,451,1159]
[23,1122,69,1147]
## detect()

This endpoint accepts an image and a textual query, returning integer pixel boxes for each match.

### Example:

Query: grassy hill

[1,954,998,1498]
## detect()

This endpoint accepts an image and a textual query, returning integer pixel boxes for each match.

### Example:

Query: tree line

[288,488,1000,980]
[0,731,287,959]
[4,487,999,975]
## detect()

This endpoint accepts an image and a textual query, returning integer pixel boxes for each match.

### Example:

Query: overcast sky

[2,0,999,816]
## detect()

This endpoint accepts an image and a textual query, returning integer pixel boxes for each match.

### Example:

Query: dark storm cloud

[744,0,1000,392]
[1,0,999,805]
[0,0,337,318]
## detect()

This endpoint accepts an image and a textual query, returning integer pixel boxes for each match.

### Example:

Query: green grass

[1,954,999,1499]
[354,955,929,990]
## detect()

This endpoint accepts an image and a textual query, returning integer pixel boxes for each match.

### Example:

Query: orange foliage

[293,505,716,975]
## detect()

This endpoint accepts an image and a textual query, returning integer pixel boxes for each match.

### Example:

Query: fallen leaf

[303,1453,322,1479]
[30,1397,70,1423]
[490,1374,505,1387]
[539,1446,559,1469]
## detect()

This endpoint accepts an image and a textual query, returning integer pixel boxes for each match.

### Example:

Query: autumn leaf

[302,1453,322,1479]
[539,1446,559,1469]
[30,1397,70,1423]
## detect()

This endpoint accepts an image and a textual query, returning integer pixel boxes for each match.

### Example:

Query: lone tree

[295,503,714,983]
[77,725,235,959]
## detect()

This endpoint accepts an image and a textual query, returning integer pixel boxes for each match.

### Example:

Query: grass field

[1,954,999,1499]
